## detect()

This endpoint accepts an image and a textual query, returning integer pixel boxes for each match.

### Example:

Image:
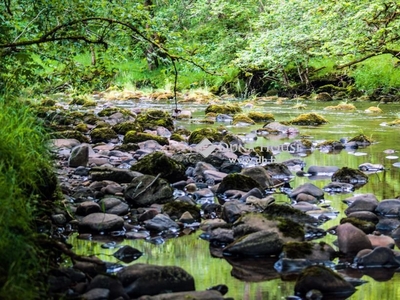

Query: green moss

[130,151,186,182]
[188,128,222,144]
[332,167,368,183]
[340,217,375,234]
[98,107,135,117]
[90,127,118,143]
[75,123,89,133]
[82,100,97,107]
[247,112,275,122]
[232,114,256,125]
[290,113,328,125]
[112,121,142,135]
[205,103,242,114]
[53,130,90,143]
[124,131,169,145]
[69,96,86,105]
[300,139,313,148]
[277,217,305,239]
[283,241,314,258]
[348,134,373,144]
[263,203,318,224]
[136,109,174,131]
[40,98,57,107]
[170,133,185,142]
[316,140,338,147]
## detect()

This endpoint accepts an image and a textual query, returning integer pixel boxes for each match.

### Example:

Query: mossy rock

[53,130,90,143]
[282,241,314,259]
[83,113,101,125]
[136,109,174,131]
[98,107,135,117]
[247,112,275,122]
[94,121,111,128]
[348,134,373,144]
[124,131,169,146]
[69,96,86,105]
[290,113,328,126]
[170,133,185,142]
[365,106,382,113]
[90,127,118,143]
[115,143,140,152]
[175,127,192,136]
[324,103,356,111]
[188,128,223,145]
[340,217,375,234]
[232,114,255,125]
[163,201,201,221]
[205,103,242,114]
[331,167,368,184]
[216,173,264,194]
[130,151,186,182]
[263,203,319,224]
[112,121,142,135]
[387,119,400,126]
[276,217,305,239]
[82,100,97,107]
[75,123,89,133]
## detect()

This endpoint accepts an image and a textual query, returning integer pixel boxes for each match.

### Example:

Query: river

[68,98,400,299]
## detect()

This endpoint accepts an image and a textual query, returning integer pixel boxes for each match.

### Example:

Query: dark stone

[76,201,101,216]
[289,183,324,201]
[86,274,129,299]
[216,173,264,194]
[113,245,143,263]
[375,199,400,217]
[125,175,174,208]
[144,214,180,232]
[117,264,195,298]
[90,166,142,183]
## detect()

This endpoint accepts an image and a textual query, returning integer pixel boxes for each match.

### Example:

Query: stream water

[68,99,400,299]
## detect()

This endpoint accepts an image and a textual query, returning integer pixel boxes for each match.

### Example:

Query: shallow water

[68,99,400,299]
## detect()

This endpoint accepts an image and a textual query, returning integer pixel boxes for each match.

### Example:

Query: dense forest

[1,1,400,299]
[1,0,400,99]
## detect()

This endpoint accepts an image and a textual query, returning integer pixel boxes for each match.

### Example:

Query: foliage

[0,99,55,298]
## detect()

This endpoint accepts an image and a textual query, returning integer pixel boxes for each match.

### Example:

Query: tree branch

[335,53,378,69]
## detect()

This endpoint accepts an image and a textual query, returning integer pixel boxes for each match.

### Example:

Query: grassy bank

[0,99,57,299]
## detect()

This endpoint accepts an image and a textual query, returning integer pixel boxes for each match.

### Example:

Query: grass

[0,99,55,299]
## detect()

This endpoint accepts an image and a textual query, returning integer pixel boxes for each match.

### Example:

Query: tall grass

[0,99,55,299]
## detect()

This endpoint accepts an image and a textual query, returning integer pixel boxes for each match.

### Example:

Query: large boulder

[354,247,400,268]
[375,199,400,217]
[125,175,174,207]
[336,223,373,255]
[289,183,324,202]
[117,264,195,298]
[344,193,379,215]
[240,166,273,189]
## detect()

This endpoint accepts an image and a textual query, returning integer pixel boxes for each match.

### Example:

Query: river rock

[221,201,244,223]
[336,223,373,255]
[144,214,180,232]
[216,173,264,194]
[240,166,273,189]
[294,266,356,298]
[98,197,129,215]
[68,143,90,167]
[354,247,400,268]
[79,213,124,232]
[376,218,400,233]
[375,199,400,217]
[331,167,368,184]
[347,211,380,224]
[289,183,324,202]
[223,230,284,257]
[76,201,101,216]
[281,241,335,262]
[117,264,195,298]
[85,274,129,299]
[130,151,186,182]
[307,165,339,175]
[113,245,143,263]
[344,193,379,215]
[367,234,395,249]
[90,166,142,183]
[125,175,174,207]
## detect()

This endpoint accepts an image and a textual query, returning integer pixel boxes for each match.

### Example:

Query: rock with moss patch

[332,167,368,185]
[188,128,223,145]
[347,134,373,146]
[163,201,201,221]
[54,130,90,143]
[314,92,333,101]
[247,112,275,122]
[340,217,375,234]
[232,114,255,125]
[113,121,142,135]
[124,131,169,146]
[130,151,186,182]
[136,109,174,131]
[282,241,335,261]
[290,113,328,126]
[216,173,264,195]
[264,203,320,225]
[90,127,118,143]
[98,107,135,118]
[294,266,356,298]
[205,103,242,115]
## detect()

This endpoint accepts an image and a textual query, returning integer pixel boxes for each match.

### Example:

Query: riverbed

[68,98,400,299]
